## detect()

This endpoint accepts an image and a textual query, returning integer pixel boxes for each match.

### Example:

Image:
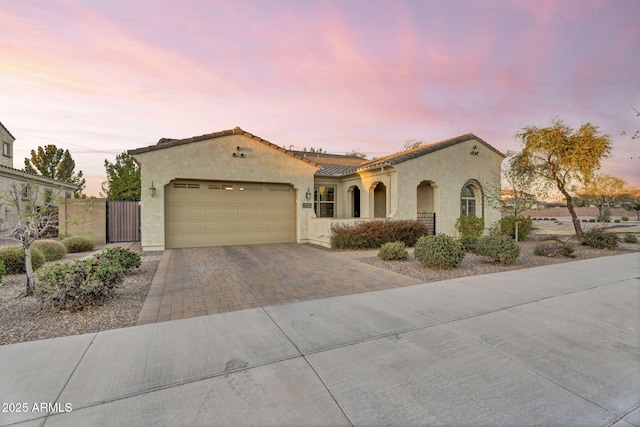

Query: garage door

[165,180,296,248]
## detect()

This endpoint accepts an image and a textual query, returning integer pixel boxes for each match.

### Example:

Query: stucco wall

[394,138,503,235]
[58,198,107,245]
[132,134,319,251]
[0,124,14,168]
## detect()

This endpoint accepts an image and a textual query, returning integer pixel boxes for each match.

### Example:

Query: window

[460,185,476,216]
[3,142,11,157]
[314,185,335,217]
[21,184,30,200]
[44,189,53,204]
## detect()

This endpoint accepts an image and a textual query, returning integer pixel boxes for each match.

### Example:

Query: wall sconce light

[470,145,479,156]
[149,181,157,197]
[232,152,245,157]
[305,187,312,201]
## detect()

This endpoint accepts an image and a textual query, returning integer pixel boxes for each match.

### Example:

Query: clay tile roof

[355,133,505,172]
[128,127,320,168]
[291,151,367,176]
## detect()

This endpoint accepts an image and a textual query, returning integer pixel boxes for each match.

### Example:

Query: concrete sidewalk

[1,253,638,426]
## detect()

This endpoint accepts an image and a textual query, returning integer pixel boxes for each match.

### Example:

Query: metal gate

[107,201,140,243]
[417,212,436,235]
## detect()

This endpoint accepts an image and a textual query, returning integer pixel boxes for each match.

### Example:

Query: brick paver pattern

[138,243,422,324]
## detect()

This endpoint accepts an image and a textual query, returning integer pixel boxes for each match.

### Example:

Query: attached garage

[165,180,296,248]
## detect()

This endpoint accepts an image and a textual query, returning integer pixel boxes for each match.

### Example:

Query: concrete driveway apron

[137,243,421,324]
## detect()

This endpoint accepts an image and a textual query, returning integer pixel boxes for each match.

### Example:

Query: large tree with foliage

[24,145,85,197]
[577,173,633,218]
[514,118,612,238]
[102,152,141,201]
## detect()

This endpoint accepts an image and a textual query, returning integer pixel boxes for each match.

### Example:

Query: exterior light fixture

[470,145,479,156]
[149,181,157,197]
[305,187,312,200]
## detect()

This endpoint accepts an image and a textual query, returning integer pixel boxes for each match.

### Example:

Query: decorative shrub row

[458,235,478,252]
[414,234,465,269]
[61,236,95,253]
[378,241,408,261]
[534,238,575,258]
[624,234,638,244]
[35,246,140,311]
[330,220,429,250]
[474,234,520,265]
[32,239,67,262]
[0,245,46,274]
[581,229,618,249]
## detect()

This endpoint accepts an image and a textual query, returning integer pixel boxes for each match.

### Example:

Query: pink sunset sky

[1,0,639,196]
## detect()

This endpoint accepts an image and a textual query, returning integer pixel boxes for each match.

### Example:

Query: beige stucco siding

[394,138,503,235]
[132,134,318,251]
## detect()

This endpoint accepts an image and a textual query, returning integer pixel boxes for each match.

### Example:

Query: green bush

[455,215,484,238]
[0,260,5,285]
[581,229,618,249]
[61,236,95,253]
[97,247,141,272]
[589,219,596,223]
[330,220,429,250]
[498,216,533,241]
[414,234,465,269]
[623,234,638,244]
[0,245,46,274]
[534,239,575,258]
[32,240,67,262]
[614,219,621,223]
[35,258,125,311]
[378,241,408,261]
[474,235,520,265]
[458,235,478,252]
[622,216,629,221]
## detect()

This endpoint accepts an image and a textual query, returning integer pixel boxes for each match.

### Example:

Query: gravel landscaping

[0,239,637,346]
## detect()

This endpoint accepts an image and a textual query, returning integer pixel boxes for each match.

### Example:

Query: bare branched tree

[1,181,62,294]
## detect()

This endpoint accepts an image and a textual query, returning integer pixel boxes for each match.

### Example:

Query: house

[129,127,505,251]
[0,122,77,232]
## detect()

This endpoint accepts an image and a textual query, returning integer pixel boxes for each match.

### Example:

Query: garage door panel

[165,181,295,248]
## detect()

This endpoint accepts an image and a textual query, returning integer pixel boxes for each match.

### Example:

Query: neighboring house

[0,122,77,232]
[129,127,505,251]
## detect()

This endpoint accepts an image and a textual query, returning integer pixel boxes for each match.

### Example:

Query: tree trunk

[24,244,36,295]
[560,190,583,238]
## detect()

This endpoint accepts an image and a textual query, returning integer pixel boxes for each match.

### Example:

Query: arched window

[460,185,476,216]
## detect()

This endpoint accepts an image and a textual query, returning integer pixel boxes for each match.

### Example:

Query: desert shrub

[581,228,618,249]
[98,247,141,272]
[458,235,478,252]
[589,219,596,223]
[534,239,575,258]
[330,220,428,250]
[623,234,638,244]
[455,215,484,238]
[35,258,125,311]
[622,216,629,221]
[614,219,620,223]
[61,236,95,253]
[378,241,408,261]
[414,234,465,269]
[475,235,520,265]
[597,207,611,223]
[0,245,46,274]
[32,239,67,262]
[498,216,533,241]
[581,219,587,222]
[0,260,5,284]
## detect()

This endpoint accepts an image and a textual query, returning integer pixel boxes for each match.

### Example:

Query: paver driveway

[137,243,422,324]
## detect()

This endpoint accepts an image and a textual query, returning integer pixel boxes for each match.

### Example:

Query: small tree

[624,191,640,220]
[102,152,141,201]
[1,181,62,294]
[514,118,612,238]
[24,145,86,197]
[403,139,425,151]
[578,173,633,218]
[491,152,540,241]
[344,149,367,159]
